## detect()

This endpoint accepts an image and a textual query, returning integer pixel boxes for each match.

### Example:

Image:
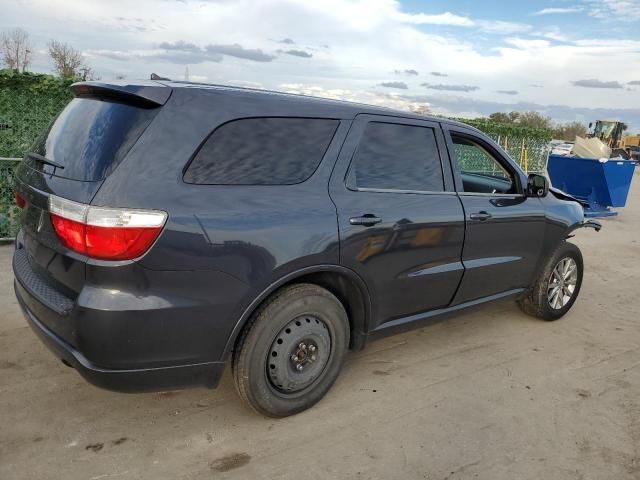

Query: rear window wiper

[27,152,65,170]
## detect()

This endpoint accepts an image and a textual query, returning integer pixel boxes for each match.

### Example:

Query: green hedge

[0,70,73,238]
[0,70,74,158]
[0,159,20,239]
[453,117,553,141]
[453,117,551,174]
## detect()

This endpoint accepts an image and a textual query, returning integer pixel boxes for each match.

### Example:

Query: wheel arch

[223,265,373,360]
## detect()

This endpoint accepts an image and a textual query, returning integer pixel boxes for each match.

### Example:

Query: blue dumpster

[547,154,636,217]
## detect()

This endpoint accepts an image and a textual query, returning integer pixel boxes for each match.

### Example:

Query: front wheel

[232,284,350,417]
[518,242,584,321]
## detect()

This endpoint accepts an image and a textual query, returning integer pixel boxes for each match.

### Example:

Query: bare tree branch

[0,28,32,72]
[47,39,96,79]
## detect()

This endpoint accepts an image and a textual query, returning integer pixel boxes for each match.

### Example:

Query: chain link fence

[0,157,20,240]
[492,135,549,174]
[457,134,550,175]
[0,72,72,239]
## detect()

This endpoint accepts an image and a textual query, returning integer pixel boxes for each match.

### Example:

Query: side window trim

[343,115,453,195]
[443,125,524,196]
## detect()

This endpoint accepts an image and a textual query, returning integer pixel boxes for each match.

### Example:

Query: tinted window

[29,98,158,181]
[348,122,444,192]
[184,118,339,185]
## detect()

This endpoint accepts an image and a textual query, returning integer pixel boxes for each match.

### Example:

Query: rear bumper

[16,282,225,393]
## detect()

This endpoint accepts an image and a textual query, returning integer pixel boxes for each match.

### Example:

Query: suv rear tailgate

[13,82,169,345]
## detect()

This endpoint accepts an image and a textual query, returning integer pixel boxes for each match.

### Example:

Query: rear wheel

[232,284,350,417]
[518,241,583,321]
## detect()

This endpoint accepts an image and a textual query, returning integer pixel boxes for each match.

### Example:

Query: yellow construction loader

[588,120,627,149]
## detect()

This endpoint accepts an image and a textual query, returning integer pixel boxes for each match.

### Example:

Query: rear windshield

[184,117,339,185]
[28,98,158,181]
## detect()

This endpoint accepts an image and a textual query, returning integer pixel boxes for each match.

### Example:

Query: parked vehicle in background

[12,81,600,417]
[550,141,574,156]
[626,145,640,161]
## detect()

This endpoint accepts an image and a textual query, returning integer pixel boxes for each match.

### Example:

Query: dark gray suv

[13,80,600,416]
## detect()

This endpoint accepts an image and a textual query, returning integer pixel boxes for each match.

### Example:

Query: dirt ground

[1,173,639,480]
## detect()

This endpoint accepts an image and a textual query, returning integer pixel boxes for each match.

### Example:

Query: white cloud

[280,83,431,112]
[394,11,474,26]
[2,0,640,127]
[537,30,570,42]
[475,20,531,34]
[394,10,530,34]
[505,38,551,49]
[533,7,584,16]
[586,0,640,21]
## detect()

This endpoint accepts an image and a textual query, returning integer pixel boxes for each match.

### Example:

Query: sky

[2,0,640,131]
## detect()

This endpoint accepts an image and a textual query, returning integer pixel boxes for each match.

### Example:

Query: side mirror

[527,173,549,198]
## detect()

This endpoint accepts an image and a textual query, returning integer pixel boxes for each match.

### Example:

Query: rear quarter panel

[90,89,351,360]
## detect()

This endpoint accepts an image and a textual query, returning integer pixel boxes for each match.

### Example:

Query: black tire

[232,283,350,417]
[518,241,583,321]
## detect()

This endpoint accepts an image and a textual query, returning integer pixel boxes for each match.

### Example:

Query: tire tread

[232,283,347,416]
[517,241,583,321]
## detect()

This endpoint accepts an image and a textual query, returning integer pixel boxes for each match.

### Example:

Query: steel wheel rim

[266,315,331,394]
[547,257,578,310]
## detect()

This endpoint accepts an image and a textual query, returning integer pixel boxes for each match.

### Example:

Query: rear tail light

[48,195,167,260]
[15,191,26,209]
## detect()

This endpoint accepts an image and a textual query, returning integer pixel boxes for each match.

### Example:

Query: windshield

[594,121,616,139]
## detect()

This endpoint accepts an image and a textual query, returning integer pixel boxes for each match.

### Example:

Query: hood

[549,185,589,208]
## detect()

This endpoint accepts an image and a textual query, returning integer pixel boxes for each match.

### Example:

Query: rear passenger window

[184,118,339,185]
[348,122,444,192]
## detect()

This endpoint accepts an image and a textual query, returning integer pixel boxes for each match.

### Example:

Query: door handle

[350,215,382,227]
[469,211,492,221]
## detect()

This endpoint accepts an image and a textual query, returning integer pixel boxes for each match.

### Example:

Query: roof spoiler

[71,81,172,107]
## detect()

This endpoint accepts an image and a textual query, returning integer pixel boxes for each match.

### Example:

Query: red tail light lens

[85,225,164,260]
[50,214,86,253]
[15,192,26,209]
[48,195,167,261]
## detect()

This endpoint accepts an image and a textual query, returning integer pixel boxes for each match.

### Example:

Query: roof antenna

[150,73,171,81]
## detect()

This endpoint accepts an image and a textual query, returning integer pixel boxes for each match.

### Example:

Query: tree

[516,111,553,130]
[487,111,553,130]
[553,121,588,141]
[0,28,32,72]
[47,40,96,79]
[489,111,520,124]
[77,65,99,81]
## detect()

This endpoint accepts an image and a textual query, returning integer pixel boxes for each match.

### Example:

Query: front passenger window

[451,135,517,194]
